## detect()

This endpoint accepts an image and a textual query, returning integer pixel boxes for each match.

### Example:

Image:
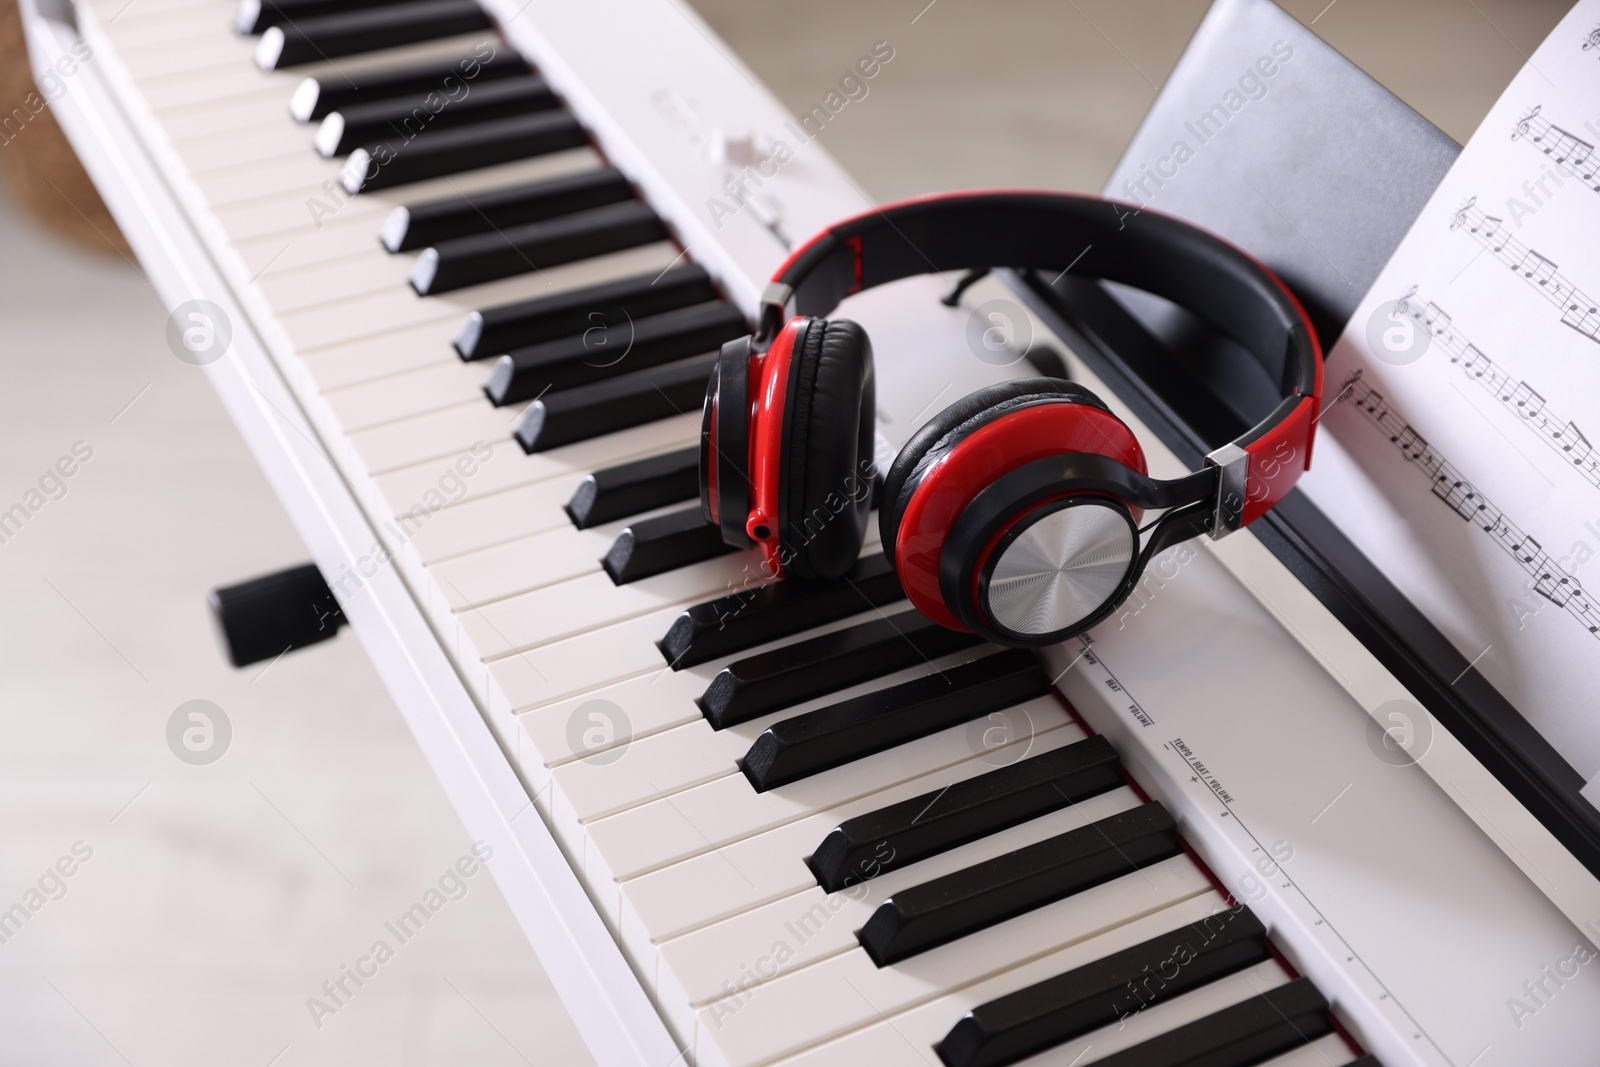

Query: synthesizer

[19,0,1600,1063]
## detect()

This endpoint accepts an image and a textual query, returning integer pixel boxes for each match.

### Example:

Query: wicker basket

[0,0,130,256]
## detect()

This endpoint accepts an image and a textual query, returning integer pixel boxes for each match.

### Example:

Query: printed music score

[1450,197,1600,343]
[1512,106,1600,195]
[1343,371,1600,637]
[1393,287,1600,487]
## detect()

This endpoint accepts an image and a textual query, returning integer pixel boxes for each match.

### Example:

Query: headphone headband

[759,191,1323,535]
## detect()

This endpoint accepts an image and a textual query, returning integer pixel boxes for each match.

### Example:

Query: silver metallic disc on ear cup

[984,498,1137,637]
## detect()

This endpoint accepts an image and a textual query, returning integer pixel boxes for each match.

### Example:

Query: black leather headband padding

[777,193,1315,405]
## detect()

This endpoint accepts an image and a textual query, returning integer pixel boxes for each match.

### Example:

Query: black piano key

[256,0,491,70]
[515,352,715,453]
[317,76,558,157]
[341,110,586,195]
[602,505,734,585]
[237,0,399,35]
[383,168,633,252]
[1346,1059,1383,1066]
[1085,977,1331,1067]
[743,648,1048,792]
[566,447,699,530]
[289,51,524,122]
[936,905,1270,1067]
[811,736,1122,893]
[485,301,745,405]
[456,263,718,360]
[660,552,904,669]
[858,802,1180,965]
[701,609,984,730]
[414,200,665,295]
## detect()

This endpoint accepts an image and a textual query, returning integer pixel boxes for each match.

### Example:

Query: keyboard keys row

[383,167,633,252]
[485,300,744,404]
[743,648,1050,791]
[316,74,558,156]
[457,263,719,361]
[342,109,586,193]
[288,47,525,120]
[257,0,491,70]
[514,351,715,453]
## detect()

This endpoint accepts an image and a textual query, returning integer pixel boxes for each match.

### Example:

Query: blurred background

[0,0,1572,1063]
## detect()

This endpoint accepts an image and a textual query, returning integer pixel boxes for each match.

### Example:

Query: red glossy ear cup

[705,317,876,581]
[881,379,1146,631]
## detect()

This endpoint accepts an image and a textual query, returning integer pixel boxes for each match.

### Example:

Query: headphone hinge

[1205,443,1248,539]
[755,283,794,347]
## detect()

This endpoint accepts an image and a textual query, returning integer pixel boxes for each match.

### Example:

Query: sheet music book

[1302,0,1600,800]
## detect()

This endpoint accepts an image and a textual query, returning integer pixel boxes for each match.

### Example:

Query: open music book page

[1300,0,1600,800]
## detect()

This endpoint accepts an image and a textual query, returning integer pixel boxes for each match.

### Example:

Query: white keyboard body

[21,0,1600,1063]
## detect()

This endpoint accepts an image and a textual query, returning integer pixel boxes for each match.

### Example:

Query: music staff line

[1450,197,1600,343]
[1512,105,1600,196]
[1343,371,1600,638]
[1393,286,1600,489]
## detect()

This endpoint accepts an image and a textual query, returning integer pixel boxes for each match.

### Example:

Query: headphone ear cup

[780,318,876,582]
[879,377,1107,559]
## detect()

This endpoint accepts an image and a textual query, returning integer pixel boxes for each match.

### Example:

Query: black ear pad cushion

[879,377,1108,558]
[780,318,876,582]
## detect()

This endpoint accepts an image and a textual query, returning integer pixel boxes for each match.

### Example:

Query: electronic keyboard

[20,0,1600,1062]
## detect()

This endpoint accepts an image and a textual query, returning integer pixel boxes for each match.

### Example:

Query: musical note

[1391,289,1600,489]
[1562,301,1600,342]
[1518,251,1558,285]
[1557,421,1593,463]
[1450,200,1600,341]
[1586,23,1600,51]
[1510,105,1600,195]
[1506,382,1547,419]
[1343,372,1600,641]
[1536,570,1577,608]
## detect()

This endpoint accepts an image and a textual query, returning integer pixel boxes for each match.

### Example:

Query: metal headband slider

[1204,443,1248,539]
[755,282,794,346]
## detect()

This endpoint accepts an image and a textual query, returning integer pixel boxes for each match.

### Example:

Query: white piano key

[348,398,521,475]
[616,725,1093,961]
[690,854,1212,1067]
[656,787,1144,1018]
[515,660,717,798]
[257,248,417,313]
[297,316,460,390]
[407,472,587,563]
[588,668,1049,883]
[116,35,253,81]
[550,717,750,831]
[761,896,1231,1067]
[169,120,320,173]
[212,182,386,245]
[588,693,1072,888]
[458,547,766,659]
[142,72,292,115]
[322,359,485,431]
[94,12,224,51]
[512,604,932,794]
[428,517,627,610]
[278,240,678,353]
[155,89,297,138]
[761,896,1282,1067]
[373,415,695,523]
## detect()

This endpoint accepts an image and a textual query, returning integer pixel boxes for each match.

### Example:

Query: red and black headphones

[700,191,1322,648]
